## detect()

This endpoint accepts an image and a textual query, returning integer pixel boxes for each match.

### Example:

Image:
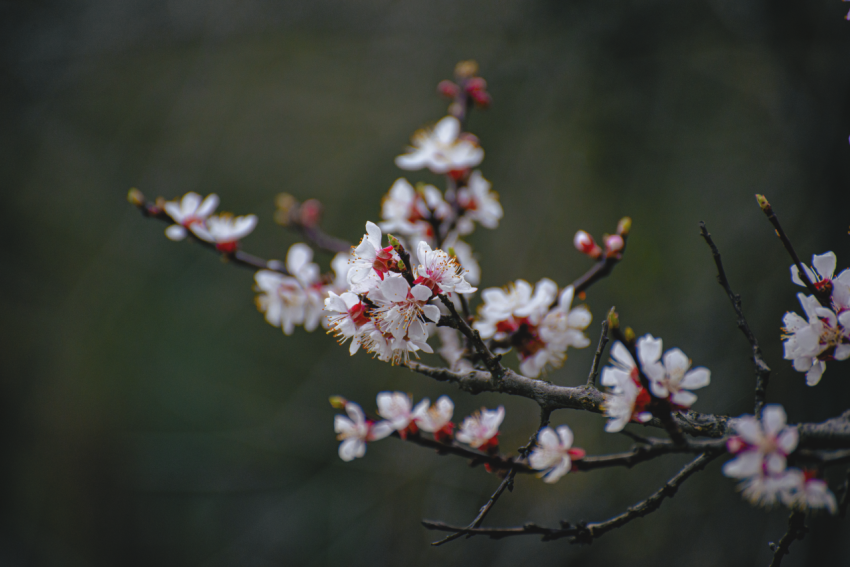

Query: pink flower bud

[574,230,602,258]
[604,234,624,254]
[438,80,460,98]
[465,77,487,93]
[299,199,323,227]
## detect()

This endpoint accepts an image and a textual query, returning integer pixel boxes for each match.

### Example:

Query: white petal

[812,252,837,280]
[286,243,314,274]
[422,304,441,323]
[722,451,763,478]
[338,438,365,461]
[806,361,825,386]
[680,368,711,390]
[365,221,383,247]
[434,116,460,144]
[381,277,410,302]
[411,284,433,302]
[762,405,787,436]
[610,342,636,369]
[165,224,187,241]
[670,390,697,407]
[636,335,663,367]
[196,194,220,217]
[555,425,573,449]
[662,348,690,382]
[835,344,850,361]
[777,428,799,454]
[542,457,571,483]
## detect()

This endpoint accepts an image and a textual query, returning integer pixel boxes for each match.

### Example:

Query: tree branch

[699,221,772,416]
[768,511,807,567]
[586,319,610,387]
[437,294,506,380]
[423,452,718,542]
[129,189,290,275]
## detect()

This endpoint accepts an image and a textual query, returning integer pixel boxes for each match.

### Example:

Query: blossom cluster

[782,252,850,385]
[723,405,837,514]
[162,191,258,253]
[600,335,710,432]
[330,392,505,461]
[474,280,592,377]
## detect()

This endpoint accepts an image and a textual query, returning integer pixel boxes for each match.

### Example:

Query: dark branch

[274,193,352,254]
[699,222,772,416]
[586,319,610,387]
[768,511,807,567]
[129,189,289,275]
[839,468,850,518]
[423,452,719,542]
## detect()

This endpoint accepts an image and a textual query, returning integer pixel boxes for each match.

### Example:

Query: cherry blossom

[474,278,558,340]
[190,213,258,253]
[325,291,373,354]
[455,170,503,233]
[412,395,455,442]
[528,425,586,484]
[723,405,799,479]
[333,399,393,462]
[395,116,484,175]
[784,469,838,514]
[738,470,800,509]
[790,251,850,295]
[162,192,219,241]
[636,334,711,409]
[370,276,441,359]
[254,243,326,335]
[348,221,399,289]
[376,391,418,438]
[600,342,652,432]
[415,241,477,294]
[455,406,505,450]
[782,292,850,386]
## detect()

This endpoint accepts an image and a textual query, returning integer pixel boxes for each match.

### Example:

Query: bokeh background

[3,0,850,565]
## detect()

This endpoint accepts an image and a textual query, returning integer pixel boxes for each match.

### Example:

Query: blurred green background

[3,0,850,565]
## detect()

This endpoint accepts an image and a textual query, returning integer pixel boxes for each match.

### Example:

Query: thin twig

[437,294,506,380]
[423,452,718,542]
[755,194,827,304]
[768,511,807,567]
[586,319,610,387]
[699,221,772,416]
[839,468,850,518]
[130,189,290,275]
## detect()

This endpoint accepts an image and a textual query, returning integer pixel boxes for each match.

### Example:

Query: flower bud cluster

[723,404,836,514]
[783,251,850,385]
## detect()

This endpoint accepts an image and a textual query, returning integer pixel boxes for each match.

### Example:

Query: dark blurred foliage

[2,1,850,565]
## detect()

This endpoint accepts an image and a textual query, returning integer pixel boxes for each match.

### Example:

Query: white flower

[456,170,502,233]
[254,270,306,335]
[325,291,373,354]
[636,334,711,409]
[783,470,838,514]
[334,401,393,462]
[723,405,799,479]
[528,425,586,484]
[376,391,415,434]
[415,241,477,294]
[738,469,800,509]
[191,213,258,252]
[449,240,480,285]
[286,244,325,332]
[455,406,504,450]
[370,276,441,359]
[162,192,219,241]
[520,286,592,377]
[790,251,850,292]
[330,251,351,292]
[437,327,472,371]
[600,342,652,432]
[380,178,425,235]
[348,221,398,287]
[412,396,454,435]
[474,278,557,340]
[395,116,484,175]
[782,292,850,386]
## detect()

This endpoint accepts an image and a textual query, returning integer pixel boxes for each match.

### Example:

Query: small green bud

[388,234,401,248]
[127,188,145,206]
[329,396,347,409]
[607,307,620,329]
[755,194,770,211]
[624,327,636,344]
[617,217,632,237]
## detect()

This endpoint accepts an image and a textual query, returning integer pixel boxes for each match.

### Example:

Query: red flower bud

[438,80,460,98]
[604,234,624,254]
[574,230,602,258]
[299,199,323,227]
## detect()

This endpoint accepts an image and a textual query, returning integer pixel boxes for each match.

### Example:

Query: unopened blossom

[348,221,398,287]
[573,230,601,258]
[636,334,711,409]
[600,342,652,432]
[784,469,838,514]
[455,170,503,233]
[325,291,372,354]
[528,425,586,484]
[412,395,455,442]
[163,192,219,241]
[334,400,393,462]
[395,115,484,175]
[371,276,441,357]
[790,251,850,295]
[415,241,477,294]
[519,286,592,377]
[456,406,504,450]
[782,292,850,386]
[723,404,799,479]
[376,391,417,437]
[191,213,258,253]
